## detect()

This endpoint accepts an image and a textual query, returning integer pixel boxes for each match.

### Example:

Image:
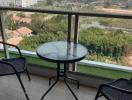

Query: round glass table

[36,41,88,100]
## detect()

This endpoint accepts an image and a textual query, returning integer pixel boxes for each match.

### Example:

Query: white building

[0,0,38,7]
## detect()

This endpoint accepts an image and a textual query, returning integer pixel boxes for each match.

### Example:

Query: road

[80,21,132,32]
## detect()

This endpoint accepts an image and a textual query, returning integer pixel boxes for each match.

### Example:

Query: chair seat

[0,57,26,75]
[101,79,132,100]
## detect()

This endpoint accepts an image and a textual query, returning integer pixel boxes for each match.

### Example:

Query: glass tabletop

[36,41,88,63]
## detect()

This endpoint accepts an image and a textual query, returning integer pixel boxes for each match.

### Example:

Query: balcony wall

[28,63,111,88]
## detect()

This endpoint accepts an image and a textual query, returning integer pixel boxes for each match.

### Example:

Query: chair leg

[130,78,132,81]
[95,89,101,100]
[26,69,31,81]
[16,74,29,100]
[66,77,79,89]
[49,76,56,86]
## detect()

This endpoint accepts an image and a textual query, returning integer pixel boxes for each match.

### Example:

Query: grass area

[0,51,132,79]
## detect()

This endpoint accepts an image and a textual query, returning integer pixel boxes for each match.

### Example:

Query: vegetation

[5,13,30,30]
[4,11,132,65]
[31,14,67,34]
[17,13,26,17]
[99,18,132,29]
[19,32,66,51]
[16,13,132,65]
[19,14,67,51]
[79,27,132,63]
[5,15,19,30]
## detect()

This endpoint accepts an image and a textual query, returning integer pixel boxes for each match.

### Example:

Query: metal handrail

[0,6,132,19]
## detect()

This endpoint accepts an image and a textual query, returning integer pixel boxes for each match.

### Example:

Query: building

[0,0,38,7]
[5,27,32,45]
[15,27,32,37]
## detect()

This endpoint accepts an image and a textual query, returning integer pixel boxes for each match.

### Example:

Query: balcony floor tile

[0,74,100,100]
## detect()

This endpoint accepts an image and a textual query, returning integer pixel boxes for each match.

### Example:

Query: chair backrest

[0,41,22,59]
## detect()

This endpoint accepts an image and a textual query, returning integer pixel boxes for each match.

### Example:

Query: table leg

[40,63,60,100]
[49,76,56,86]
[49,75,79,88]
[41,78,58,100]
[64,78,78,100]
[66,77,79,89]
[64,63,78,100]
[41,63,79,100]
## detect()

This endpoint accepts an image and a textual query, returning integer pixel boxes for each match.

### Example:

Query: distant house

[6,27,32,38]
[5,27,32,45]
[16,27,32,37]
[0,0,38,7]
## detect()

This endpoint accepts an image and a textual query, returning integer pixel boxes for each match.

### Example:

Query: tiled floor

[0,74,99,100]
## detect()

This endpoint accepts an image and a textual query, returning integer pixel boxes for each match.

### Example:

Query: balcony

[0,1,132,100]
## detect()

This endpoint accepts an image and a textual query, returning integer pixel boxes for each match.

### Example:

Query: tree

[19,14,67,51]
[104,0,111,8]
[31,14,67,35]
[46,0,53,5]
[17,13,26,17]
[5,15,19,30]
[79,28,132,61]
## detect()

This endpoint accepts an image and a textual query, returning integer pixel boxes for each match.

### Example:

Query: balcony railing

[0,6,132,78]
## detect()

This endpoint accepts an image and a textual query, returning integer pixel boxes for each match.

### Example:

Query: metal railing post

[68,14,72,42]
[67,14,72,71]
[0,11,9,58]
[72,15,79,72]
[74,15,79,44]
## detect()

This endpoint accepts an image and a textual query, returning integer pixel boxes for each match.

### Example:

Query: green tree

[79,28,132,62]
[19,15,67,51]
[46,0,53,5]
[5,15,19,30]
[17,13,25,17]
[31,14,67,34]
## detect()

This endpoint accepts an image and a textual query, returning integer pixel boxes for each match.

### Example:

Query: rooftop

[16,27,32,36]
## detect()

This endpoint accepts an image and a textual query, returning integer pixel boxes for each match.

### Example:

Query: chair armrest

[101,83,132,94]
[0,41,22,56]
[107,78,128,84]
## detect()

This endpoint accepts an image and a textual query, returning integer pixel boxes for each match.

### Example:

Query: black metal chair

[95,78,132,100]
[0,41,31,100]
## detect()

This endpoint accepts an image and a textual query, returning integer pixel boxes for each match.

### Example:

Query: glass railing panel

[4,11,67,51]
[3,11,67,68]
[78,16,132,79]
[78,16,132,67]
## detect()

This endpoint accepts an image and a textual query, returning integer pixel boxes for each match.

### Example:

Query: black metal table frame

[41,62,79,100]
[37,41,87,100]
